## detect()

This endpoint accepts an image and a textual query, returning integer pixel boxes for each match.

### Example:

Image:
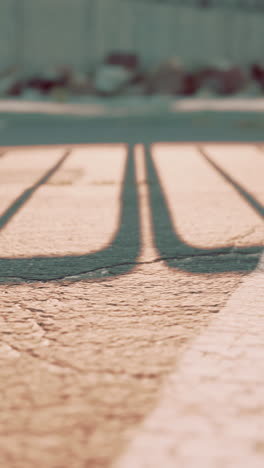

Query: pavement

[0,138,264,468]
[1,97,264,147]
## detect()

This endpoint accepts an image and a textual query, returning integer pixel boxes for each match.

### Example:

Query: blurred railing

[0,0,263,74]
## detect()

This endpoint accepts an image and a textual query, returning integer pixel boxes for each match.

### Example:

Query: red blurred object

[180,72,201,95]
[27,77,55,93]
[26,67,71,94]
[7,80,25,96]
[251,63,264,89]
[251,63,264,81]
[105,53,139,71]
[198,64,247,95]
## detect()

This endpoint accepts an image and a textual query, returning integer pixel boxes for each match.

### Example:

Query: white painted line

[2,98,264,117]
[172,98,264,112]
[114,253,264,468]
[0,100,108,116]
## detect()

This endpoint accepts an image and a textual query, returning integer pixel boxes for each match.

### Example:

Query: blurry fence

[1,0,263,72]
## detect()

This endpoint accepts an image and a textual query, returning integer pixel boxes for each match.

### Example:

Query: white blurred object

[19,88,44,101]
[95,65,132,94]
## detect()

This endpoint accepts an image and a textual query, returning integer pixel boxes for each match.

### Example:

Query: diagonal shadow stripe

[145,144,263,273]
[0,145,140,282]
[199,147,264,219]
[0,150,71,231]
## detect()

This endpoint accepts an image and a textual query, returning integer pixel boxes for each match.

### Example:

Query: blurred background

[0,0,264,103]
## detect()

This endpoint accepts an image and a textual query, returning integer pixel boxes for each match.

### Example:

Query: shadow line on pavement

[0,145,140,282]
[0,141,263,282]
[0,150,71,231]
[199,147,264,219]
[145,144,263,273]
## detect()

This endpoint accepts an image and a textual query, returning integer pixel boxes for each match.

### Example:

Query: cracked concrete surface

[115,254,264,468]
[0,143,263,468]
[0,269,245,468]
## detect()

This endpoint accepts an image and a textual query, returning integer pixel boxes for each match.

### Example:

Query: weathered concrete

[0,143,263,467]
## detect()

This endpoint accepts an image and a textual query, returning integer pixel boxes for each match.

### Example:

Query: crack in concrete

[228,226,259,243]
[2,340,84,374]
[0,249,261,283]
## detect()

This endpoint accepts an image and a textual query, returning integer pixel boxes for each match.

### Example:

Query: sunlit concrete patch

[203,144,264,206]
[114,252,264,468]
[0,147,66,184]
[151,144,264,251]
[0,148,65,216]
[0,144,140,280]
[0,145,126,258]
